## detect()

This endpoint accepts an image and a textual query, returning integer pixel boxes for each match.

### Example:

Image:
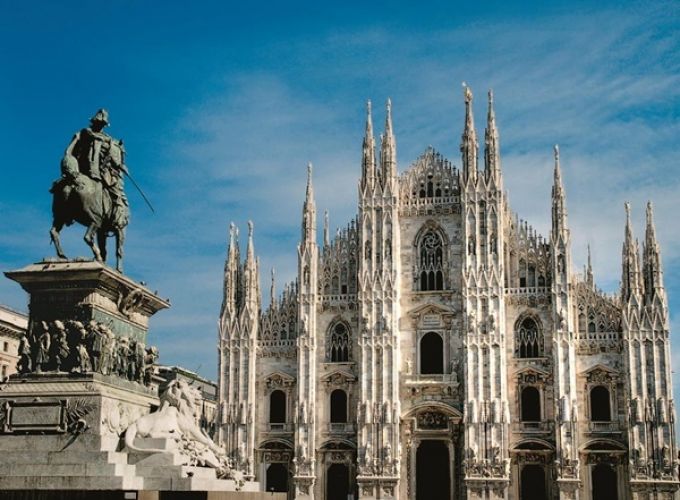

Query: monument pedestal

[5,259,170,345]
[0,260,263,495]
[0,373,155,491]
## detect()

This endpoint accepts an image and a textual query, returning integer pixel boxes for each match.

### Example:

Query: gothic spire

[460,84,478,184]
[643,201,665,303]
[361,100,377,191]
[270,267,276,306]
[484,89,501,182]
[243,220,260,309]
[586,244,594,288]
[551,145,568,239]
[621,202,642,302]
[323,210,330,248]
[380,98,397,187]
[301,162,317,245]
[221,222,241,317]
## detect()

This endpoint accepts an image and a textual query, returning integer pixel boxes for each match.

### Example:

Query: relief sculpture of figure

[88,321,104,373]
[51,320,70,372]
[17,333,32,374]
[35,322,51,373]
[49,109,134,272]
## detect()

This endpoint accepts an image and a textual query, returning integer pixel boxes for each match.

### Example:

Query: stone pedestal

[0,373,156,490]
[0,259,260,494]
[5,259,170,344]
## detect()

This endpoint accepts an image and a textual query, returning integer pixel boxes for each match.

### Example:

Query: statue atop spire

[484,88,501,182]
[380,98,396,187]
[551,145,568,239]
[323,210,330,248]
[622,202,642,303]
[361,100,376,191]
[301,162,317,245]
[643,201,665,303]
[586,244,594,288]
[460,83,478,184]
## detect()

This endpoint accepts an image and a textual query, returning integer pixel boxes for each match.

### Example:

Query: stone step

[0,462,136,477]
[135,464,216,480]
[128,450,187,466]
[48,450,129,465]
[0,434,118,452]
[0,474,144,490]
[0,450,129,466]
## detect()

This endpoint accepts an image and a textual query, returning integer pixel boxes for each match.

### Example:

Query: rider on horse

[52,109,129,222]
[50,109,131,270]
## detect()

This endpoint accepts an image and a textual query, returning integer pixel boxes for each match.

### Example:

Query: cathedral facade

[217,88,679,500]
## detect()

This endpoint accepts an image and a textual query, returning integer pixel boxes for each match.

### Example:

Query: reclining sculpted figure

[124,379,241,482]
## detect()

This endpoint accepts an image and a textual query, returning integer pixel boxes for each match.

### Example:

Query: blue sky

[1,1,679,390]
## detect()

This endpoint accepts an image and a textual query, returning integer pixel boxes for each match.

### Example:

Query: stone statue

[124,380,236,479]
[133,340,146,383]
[74,342,92,373]
[51,320,70,372]
[35,322,51,372]
[49,109,131,272]
[88,321,104,373]
[143,346,159,385]
[17,333,32,374]
[16,317,158,385]
[117,337,130,378]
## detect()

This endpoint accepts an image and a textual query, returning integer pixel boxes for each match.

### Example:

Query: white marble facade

[217,88,679,500]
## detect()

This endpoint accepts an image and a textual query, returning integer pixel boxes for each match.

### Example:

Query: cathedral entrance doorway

[592,463,617,500]
[327,463,350,500]
[519,464,546,500]
[259,441,293,497]
[416,440,450,500]
[266,463,288,493]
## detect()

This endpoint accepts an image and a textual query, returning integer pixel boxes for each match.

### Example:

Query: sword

[117,141,155,214]
[124,169,155,214]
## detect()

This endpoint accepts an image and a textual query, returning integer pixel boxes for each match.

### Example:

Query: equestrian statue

[49,109,149,272]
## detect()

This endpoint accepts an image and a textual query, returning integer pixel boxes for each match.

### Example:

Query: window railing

[267,423,294,432]
[588,421,618,432]
[328,422,355,433]
[514,421,552,433]
[505,287,550,295]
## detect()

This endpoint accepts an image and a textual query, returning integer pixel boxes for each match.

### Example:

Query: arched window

[588,321,596,334]
[519,259,527,287]
[578,313,586,333]
[417,230,445,291]
[516,317,542,358]
[521,386,541,421]
[420,332,444,374]
[328,323,350,362]
[590,386,611,421]
[330,389,348,423]
[527,265,536,287]
[269,390,286,423]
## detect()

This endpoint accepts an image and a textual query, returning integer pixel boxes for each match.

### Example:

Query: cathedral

[217,87,679,500]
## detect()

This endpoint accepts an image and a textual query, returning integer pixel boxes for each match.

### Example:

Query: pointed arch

[414,221,448,291]
[327,319,351,362]
[514,313,544,358]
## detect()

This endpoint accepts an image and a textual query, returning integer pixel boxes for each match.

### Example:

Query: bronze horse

[49,142,129,272]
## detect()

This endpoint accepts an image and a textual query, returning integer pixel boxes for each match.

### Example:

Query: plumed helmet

[89,108,110,126]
